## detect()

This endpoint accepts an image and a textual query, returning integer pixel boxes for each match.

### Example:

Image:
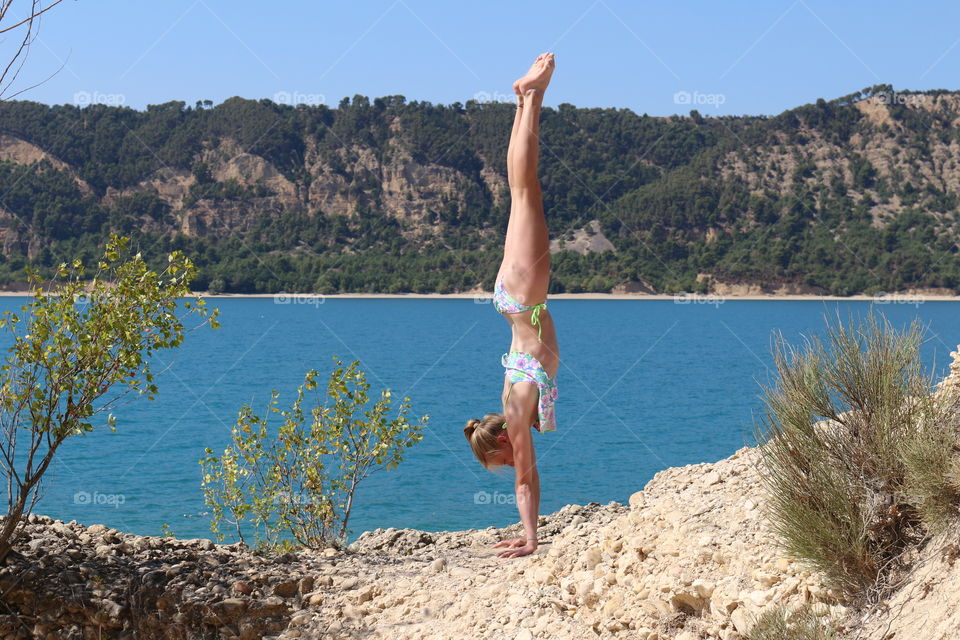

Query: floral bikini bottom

[501,350,558,432]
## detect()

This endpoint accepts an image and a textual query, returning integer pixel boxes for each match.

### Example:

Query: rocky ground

[4,345,960,639]
[3,442,959,639]
[313,447,844,640]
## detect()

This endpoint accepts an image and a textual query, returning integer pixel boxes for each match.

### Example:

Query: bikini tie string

[530,303,546,343]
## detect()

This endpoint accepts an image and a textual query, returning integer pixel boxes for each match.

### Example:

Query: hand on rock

[492,538,537,558]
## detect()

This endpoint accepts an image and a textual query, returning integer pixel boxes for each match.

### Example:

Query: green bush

[0,235,218,562]
[200,358,427,552]
[756,310,959,598]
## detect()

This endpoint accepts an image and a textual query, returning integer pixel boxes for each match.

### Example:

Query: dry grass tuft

[745,605,836,640]
[756,310,960,598]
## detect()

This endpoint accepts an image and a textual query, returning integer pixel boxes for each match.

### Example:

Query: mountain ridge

[0,84,957,295]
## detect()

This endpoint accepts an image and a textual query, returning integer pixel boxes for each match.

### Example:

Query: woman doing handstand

[463,53,558,560]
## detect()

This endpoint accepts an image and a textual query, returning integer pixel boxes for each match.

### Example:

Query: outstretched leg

[499,53,555,306]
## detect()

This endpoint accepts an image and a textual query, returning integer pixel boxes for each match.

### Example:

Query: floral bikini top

[493,275,547,343]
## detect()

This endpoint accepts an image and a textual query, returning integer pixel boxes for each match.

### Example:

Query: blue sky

[8,0,960,116]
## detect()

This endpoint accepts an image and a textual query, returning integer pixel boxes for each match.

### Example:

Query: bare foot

[512,53,546,96]
[512,52,555,97]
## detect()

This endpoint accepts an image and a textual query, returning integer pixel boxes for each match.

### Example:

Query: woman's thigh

[500,188,550,298]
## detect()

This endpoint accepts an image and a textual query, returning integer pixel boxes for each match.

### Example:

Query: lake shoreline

[0,290,957,301]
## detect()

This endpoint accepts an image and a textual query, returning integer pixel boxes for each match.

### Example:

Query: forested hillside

[0,83,958,295]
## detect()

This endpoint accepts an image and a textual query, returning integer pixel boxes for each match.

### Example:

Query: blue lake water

[14,296,960,544]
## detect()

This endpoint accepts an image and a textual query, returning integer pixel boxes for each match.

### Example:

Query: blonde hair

[464,412,506,468]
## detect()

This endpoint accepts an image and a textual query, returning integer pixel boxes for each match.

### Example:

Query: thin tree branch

[0,0,65,34]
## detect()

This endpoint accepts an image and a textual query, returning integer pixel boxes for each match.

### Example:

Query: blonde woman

[463,53,558,559]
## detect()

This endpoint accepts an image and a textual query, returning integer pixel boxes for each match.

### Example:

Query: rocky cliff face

[717,93,960,224]
[0,122,490,250]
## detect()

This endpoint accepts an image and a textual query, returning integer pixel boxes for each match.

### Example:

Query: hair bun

[463,418,481,440]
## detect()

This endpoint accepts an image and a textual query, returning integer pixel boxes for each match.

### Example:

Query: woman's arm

[498,385,540,558]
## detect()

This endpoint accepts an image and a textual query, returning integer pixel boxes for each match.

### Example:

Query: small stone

[274,581,298,598]
[756,572,780,588]
[531,566,552,584]
[670,592,705,614]
[102,599,124,619]
[584,547,603,570]
[298,576,314,595]
[731,608,752,634]
[602,593,623,617]
[290,612,311,626]
[251,596,288,617]
[703,471,722,485]
[692,579,715,599]
[515,630,533,640]
[431,557,446,572]
[211,598,248,620]
[340,576,358,590]
[351,586,374,604]
[233,581,253,595]
[88,524,108,534]
[576,577,594,597]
